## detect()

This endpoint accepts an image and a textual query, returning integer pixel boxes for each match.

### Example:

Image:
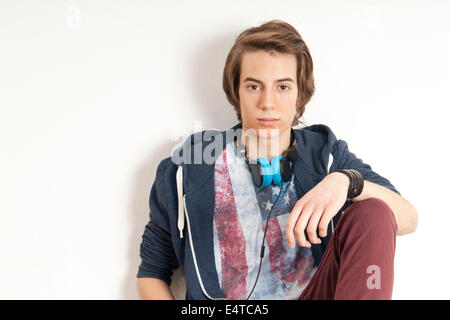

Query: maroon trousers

[298,198,398,300]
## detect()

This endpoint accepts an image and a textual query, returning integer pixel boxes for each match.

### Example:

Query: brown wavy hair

[222,19,315,127]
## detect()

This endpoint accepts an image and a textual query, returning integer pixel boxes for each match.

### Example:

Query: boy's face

[238,50,298,139]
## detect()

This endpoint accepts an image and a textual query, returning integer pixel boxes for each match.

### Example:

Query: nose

[259,87,276,111]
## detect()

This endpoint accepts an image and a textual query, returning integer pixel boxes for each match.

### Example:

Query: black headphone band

[235,128,297,162]
[281,129,297,162]
[234,128,297,186]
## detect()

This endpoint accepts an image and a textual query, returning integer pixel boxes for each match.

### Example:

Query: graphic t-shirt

[213,140,318,300]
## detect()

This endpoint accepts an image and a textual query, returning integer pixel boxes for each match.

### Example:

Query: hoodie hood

[171,122,338,191]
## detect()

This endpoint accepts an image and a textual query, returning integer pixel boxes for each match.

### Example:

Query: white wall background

[0,0,448,299]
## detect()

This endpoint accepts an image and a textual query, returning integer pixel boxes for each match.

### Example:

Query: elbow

[398,205,419,236]
[409,208,419,234]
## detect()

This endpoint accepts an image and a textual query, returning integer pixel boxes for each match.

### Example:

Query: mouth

[257,118,280,126]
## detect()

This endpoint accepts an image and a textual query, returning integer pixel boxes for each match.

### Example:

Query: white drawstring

[176,165,184,238]
[327,152,333,173]
[177,164,226,300]
[328,153,335,234]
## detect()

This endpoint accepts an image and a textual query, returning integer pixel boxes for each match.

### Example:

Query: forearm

[352,180,418,235]
[137,277,175,300]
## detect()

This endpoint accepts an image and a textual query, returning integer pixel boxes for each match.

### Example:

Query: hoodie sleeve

[137,158,179,285]
[331,139,401,196]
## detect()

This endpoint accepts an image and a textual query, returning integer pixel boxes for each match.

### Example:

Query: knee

[341,198,398,233]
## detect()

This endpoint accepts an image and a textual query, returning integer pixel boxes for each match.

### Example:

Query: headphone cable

[246,178,292,300]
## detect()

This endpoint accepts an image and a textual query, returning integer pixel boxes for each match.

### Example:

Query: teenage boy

[136,20,418,300]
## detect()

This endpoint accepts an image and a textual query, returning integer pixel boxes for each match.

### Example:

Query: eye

[248,84,260,91]
[279,85,290,91]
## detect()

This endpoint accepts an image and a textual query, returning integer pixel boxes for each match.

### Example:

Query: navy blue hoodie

[137,122,400,300]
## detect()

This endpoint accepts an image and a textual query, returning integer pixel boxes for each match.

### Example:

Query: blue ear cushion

[257,156,285,187]
[257,157,272,188]
[271,156,283,186]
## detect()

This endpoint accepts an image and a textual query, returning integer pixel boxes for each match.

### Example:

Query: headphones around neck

[235,128,298,188]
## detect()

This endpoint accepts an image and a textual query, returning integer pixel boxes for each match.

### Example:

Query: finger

[318,208,337,237]
[286,200,304,248]
[306,207,324,244]
[293,204,314,248]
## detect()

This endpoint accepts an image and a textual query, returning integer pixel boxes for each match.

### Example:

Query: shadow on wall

[188,30,240,127]
[120,29,240,299]
[121,135,187,300]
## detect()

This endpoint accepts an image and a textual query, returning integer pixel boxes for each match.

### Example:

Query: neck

[236,126,292,162]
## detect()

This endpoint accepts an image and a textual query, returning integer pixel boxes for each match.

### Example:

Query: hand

[285,172,349,248]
